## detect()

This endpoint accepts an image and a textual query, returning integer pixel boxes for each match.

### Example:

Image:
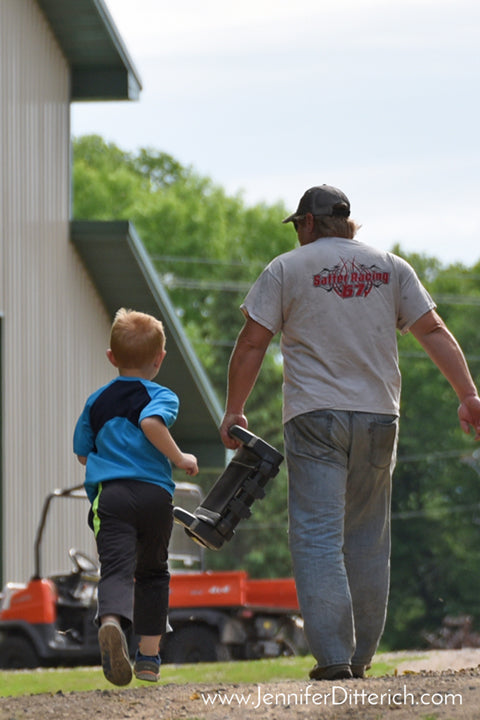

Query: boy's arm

[74,403,95,465]
[141,416,199,476]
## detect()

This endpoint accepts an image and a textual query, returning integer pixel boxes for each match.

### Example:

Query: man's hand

[458,395,480,440]
[410,310,480,441]
[220,412,248,449]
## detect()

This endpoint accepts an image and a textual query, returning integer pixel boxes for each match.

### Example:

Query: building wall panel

[0,0,113,583]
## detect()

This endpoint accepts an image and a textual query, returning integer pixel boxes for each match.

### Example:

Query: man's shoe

[134,649,161,682]
[98,620,132,686]
[351,663,371,678]
[351,664,365,678]
[309,663,353,680]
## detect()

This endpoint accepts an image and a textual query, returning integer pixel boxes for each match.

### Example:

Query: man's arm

[220,316,274,448]
[409,309,480,439]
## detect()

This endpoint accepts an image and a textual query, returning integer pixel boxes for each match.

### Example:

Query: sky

[71,0,480,266]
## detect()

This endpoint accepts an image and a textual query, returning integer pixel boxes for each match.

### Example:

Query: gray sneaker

[134,649,161,682]
[98,620,132,686]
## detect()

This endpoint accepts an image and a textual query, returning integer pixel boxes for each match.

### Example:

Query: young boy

[73,308,198,686]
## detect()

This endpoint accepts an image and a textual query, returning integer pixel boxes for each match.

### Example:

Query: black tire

[162,624,222,664]
[277,619,309,657]
[68,548,99,575]
[0,635,40,669]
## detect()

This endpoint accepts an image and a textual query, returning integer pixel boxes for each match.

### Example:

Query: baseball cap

[282,185,351,223]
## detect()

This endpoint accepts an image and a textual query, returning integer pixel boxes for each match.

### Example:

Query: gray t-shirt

[241,236,435,423]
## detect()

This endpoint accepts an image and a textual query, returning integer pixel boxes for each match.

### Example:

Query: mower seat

[173,426,283,550]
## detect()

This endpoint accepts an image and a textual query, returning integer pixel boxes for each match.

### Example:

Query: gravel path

[2,649,480,720]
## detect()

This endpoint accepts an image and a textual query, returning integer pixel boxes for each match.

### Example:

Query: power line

[400,352,480,362]
[160,275,252,292]
[392,502,480,520]
[152,254,258,268]
[439,273,480,281]
[157,272,480,306]
[152,254,480,279]
[435,294,480,306]
[209,500,480,528]
[189,335,480,362]
[397,449,475,463]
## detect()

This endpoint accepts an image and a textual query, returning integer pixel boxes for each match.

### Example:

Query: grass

[0,653,417,698]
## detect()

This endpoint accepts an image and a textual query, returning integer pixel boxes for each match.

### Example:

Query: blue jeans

[284,410,398,668]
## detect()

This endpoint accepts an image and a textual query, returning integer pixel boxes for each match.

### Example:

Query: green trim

[70,220,226,471]
[0,318,2,585]
[36,0,142,101]
[92,483,102,538]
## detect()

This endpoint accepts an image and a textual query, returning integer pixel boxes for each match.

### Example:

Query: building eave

[70,220,226,470]
[36,0,142,100]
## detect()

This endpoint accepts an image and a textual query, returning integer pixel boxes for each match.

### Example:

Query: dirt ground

[2,649,480,720]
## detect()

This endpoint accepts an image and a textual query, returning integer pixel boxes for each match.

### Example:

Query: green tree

[73,136,480,646]
[73,135,292,577]
[384,250,480,648]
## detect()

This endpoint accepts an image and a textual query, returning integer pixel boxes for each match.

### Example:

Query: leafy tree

[73,136,480,647]
[73,135,292,577]
[384,249,480,648]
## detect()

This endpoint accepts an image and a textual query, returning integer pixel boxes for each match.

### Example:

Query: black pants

[90,479,173,635]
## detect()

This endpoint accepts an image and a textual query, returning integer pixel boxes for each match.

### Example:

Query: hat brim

[282,213,296,224]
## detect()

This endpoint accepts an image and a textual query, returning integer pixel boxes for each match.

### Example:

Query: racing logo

[313,259,390,298]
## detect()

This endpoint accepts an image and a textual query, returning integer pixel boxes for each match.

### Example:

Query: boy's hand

[176,453,199,476]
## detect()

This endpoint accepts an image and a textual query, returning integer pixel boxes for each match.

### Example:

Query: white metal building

[0,0,224,586]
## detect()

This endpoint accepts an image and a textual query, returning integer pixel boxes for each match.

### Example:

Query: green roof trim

[37,0,142,100]
[71,220,226,470]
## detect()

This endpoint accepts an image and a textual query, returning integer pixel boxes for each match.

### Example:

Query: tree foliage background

[73,135,480,650]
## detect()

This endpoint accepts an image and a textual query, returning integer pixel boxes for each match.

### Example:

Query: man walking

[220,185,480,680]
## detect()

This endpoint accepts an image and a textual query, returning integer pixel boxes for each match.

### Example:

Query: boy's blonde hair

[110,308,166,369]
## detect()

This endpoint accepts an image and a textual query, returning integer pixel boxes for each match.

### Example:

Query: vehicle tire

[0,635,40,669]
[162,624,222,664]
[277,619,309,657]
[68,548,99,576]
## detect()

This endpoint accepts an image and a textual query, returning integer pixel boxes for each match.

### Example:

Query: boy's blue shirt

[73,376,179,503]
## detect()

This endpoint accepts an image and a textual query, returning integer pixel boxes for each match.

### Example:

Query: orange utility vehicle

[162,566,303,663]
[0,474,305,667]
